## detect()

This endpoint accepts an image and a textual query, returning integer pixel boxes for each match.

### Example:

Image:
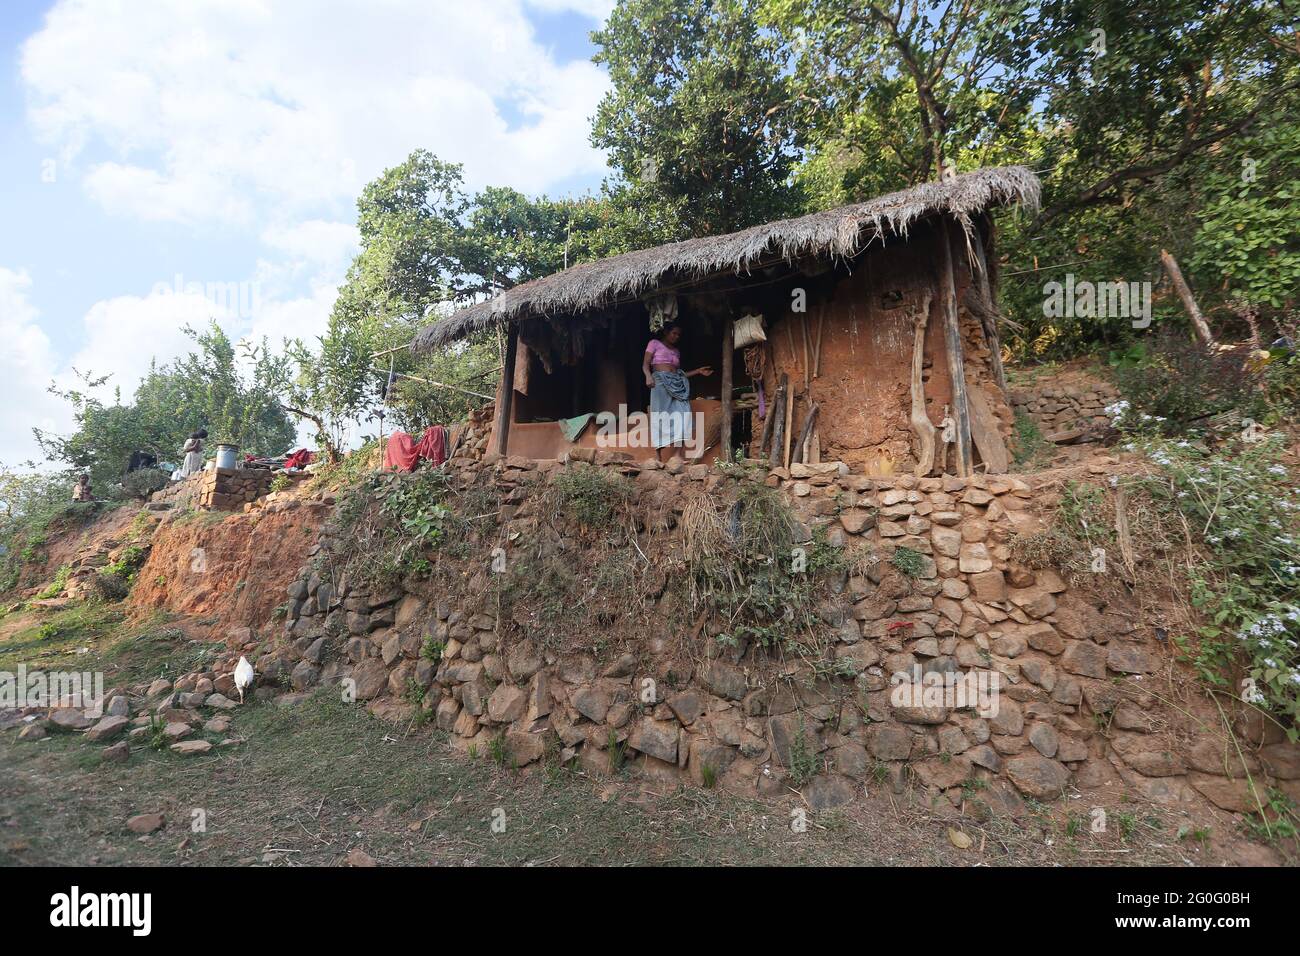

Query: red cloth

[384,426,447,472]
[284,448,315,470]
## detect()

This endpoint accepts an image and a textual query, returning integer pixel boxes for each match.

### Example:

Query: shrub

[1111,334,1258,435]
[1011,410,1049,466]
[548,463,633,531]
[122,468,167,498]
[1124,435,1299,730]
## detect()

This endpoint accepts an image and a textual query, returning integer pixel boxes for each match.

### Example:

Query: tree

[591,0,808,241]
[766,0,1040,192]
[35,323,297,486]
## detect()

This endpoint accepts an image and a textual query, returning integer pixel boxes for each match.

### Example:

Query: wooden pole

[971,233,1009,396]
[768,377,787,470]
[1160,249,1215,347]
[782,374,795,469]
[792,402,819,466]
[908,293,936,477]
[720,317,733,461]
[493,325,518,457]
[938,220,973,477]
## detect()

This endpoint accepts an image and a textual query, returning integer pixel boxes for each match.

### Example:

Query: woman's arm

[685,366,714,378]
[643,348,655,387]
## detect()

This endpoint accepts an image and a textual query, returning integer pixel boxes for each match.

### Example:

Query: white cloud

[0,269,73,466]
[21,0,612,229]
[260,220,360,278]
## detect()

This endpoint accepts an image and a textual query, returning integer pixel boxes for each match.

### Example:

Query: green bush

[548,463,633,530]
[122,468,167,498]
[1125,435,1299,730]
[1111,335,1258,435]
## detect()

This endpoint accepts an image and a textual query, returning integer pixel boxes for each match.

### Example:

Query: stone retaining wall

[251,452,1298,818]
[150,467,276,512]
[1009,370,1119,439]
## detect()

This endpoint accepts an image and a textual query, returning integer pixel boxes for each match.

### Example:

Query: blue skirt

[650,370,692,448]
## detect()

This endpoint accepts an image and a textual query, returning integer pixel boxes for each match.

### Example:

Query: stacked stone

[1009,372,1120,438]
[148,467,276,511]
[253,451,1296,817]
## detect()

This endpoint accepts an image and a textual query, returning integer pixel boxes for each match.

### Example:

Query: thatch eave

[412,165,1039,353]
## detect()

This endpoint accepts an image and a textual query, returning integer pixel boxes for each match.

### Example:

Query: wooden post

[768,375,787,470]
[971,234,1009,396]
[720,317,733,461]
[1160,249,1215,347]
[909,293,936,477]
[938,220,973,477]
[493,325,518,457]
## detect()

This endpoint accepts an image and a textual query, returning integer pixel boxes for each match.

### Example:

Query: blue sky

[0,0,613,467]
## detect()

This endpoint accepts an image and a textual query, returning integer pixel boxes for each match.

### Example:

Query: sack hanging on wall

[733,312,766,349]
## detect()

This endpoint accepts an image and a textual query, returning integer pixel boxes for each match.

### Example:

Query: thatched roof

[413,165,1039,352]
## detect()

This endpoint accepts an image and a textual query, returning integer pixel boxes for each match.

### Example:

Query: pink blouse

[645,338,681,367]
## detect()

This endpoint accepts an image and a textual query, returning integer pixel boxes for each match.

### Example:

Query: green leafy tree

[592,0,808,241]
[288,152,613,451]
[35,323,296,487]
[766,0,1040,194]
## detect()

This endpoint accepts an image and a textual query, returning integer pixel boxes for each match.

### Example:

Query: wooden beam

[493,325,518,457]
[720,316,734,461]
[1160,249,1216,347]
[938,220,973,477]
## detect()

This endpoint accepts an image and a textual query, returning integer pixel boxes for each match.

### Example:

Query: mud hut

[412,166,1040,477]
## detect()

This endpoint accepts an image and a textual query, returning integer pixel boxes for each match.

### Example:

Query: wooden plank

[720,316,733,460]
[493,325,518,457]
[938,220,973,477]
[909,293,936,477]
[966,378,1010,473]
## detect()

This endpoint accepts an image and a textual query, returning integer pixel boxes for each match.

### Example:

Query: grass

[0,685,1232,867]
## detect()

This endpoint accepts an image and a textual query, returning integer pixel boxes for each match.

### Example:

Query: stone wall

[1009,370,1119,440]
[251,452,1298,818]
[150,467,276,512]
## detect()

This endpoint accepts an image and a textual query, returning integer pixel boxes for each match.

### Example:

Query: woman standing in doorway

[643,324,712,463]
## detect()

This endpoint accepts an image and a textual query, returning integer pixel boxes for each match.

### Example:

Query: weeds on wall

[546,463,634,533]
[331,466,470,589]
[682,482,843,653]
[1123,434,1300,731]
